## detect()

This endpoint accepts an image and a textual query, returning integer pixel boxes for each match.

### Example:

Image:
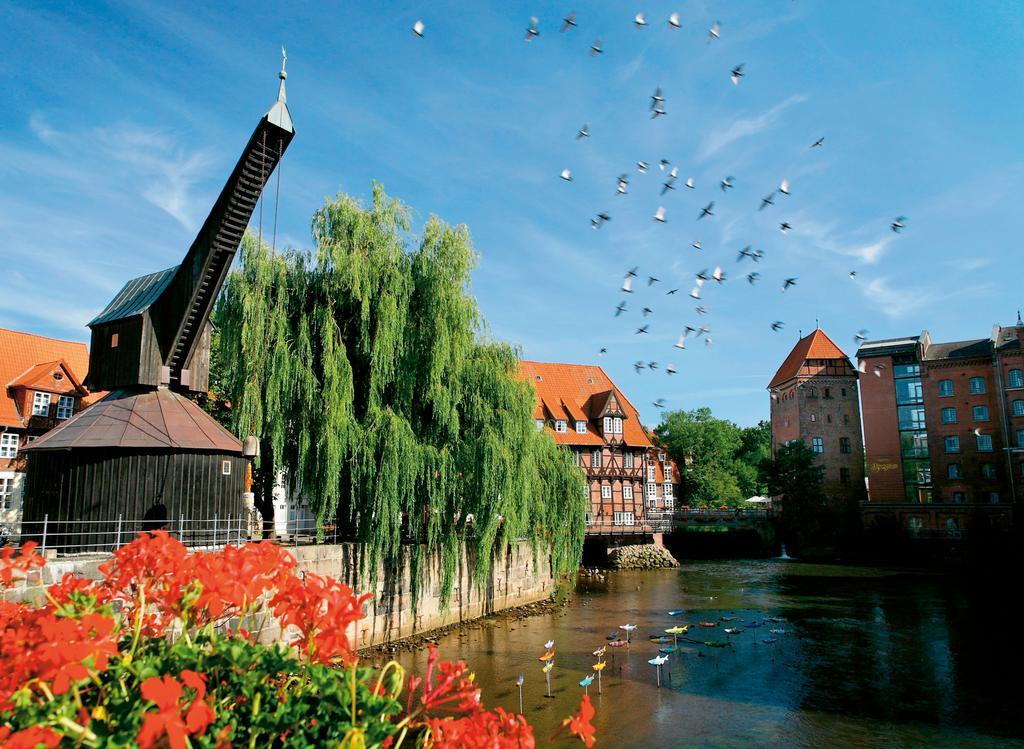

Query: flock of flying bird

[411,11,909,411]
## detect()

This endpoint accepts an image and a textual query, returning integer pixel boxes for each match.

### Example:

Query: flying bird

[720,176,734,192]
[849,270,857,278]
[642,306,654,317]
[650,86,664,110]
[689,286,702,300]
[576,124,590,139]
[635,12,648,28]
[673,334,687,349]
[668,12,681,29]
[648,361,658,370]
[685,177,695,189]
[653,206,667,223]
[759,193,776,210]
[737,246,756,262]
[616,174,629,195]
[891,216,907,233]
[695,305,708,315]
[592,211,611,229]
[653,399,666,409]
[622,276,634,293]
[636,325,650,335]
[651,104,666,119]
[692,240,702,251]
[666,288,678,295]
[855,329,868,343]
[615,302,627,317]
[659,159,670,171]
[712,266,726,283]
[698,201,715,219]
[627,266,638,277]
[634,361,646,373]
[779,179,790,196]
[599,347,607,355]
[779,222,792,233]
[666,364,678,375]
[561,11,577,32]
[771,321,785,331]
[590,39,604,55]
[810,136,825,148]
[525,17,539,41]
[696,269,710,282]
[696,325,710,337]
[647,276,660,286]
[412,20,425,37]
[730,64,745,85]
[637,160,649,173]
[747,272,760,284]
[781,277,798,292]
[560,169,572,181]
[707,21,720,42]
[661,176,676,195]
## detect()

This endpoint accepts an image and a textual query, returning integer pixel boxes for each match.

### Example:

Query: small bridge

[666,508,776,557]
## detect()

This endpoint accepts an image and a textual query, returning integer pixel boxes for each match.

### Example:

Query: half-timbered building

[517,361,668,537]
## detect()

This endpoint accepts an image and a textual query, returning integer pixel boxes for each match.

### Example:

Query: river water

[394,560,1023,748]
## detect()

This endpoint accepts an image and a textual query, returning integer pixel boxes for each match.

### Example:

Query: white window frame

[0,477,14,511]
[56,395,75,420]
[647,465,656,481]
[811,437,824,454]
[1009,369,1024,388]
[555,420,567,433]
[575,420,587,434]
[623,452,634,469]
[592,449,602,468]
[32,392,51,417]
[663,483,673,498]
[603,416,613,433]
[613,417,623,434]
[600,484,612,500]
[0,434,18,459]
[645,496,657,509]
[663,495,674,509]
[584,512,594,525]
[646,482,657,498]
[622,484,633,500]
[664,465,672,482]
[613,511,635,526]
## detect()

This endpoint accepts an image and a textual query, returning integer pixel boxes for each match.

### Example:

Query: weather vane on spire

[278,46,287,103]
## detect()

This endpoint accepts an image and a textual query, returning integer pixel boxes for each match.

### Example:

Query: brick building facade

[0,329,104,528]
[517,361,670,537]
[857,320,1023,533]
[768,329,866,506]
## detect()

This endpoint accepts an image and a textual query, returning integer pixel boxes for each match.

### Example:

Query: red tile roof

[768,329,850,389]
[0,328,105,428]
[517,361,653,448]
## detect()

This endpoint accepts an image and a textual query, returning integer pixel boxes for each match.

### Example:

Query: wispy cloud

[29,115,215,230]
[698,94,808,160]
[858,276,994,320]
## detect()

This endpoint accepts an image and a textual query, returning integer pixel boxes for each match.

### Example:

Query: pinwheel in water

[515,674,525,713]
[592,646,606,658]
[542,660,554,698]
[619,623,637,644]
[668,609,685,616]
[724,628,744,635]
[545,640,555,650]
[770,628,786,635]
[659,645,678,654]
[592,660,607,694]
[539,650,556,662]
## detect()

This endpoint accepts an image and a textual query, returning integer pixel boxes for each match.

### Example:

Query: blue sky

[2,1,1022,427]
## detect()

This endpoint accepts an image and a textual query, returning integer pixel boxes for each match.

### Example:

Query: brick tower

[768,327,866,505]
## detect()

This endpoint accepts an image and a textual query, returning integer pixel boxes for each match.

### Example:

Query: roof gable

[769,329,851,388]
[0,329,104,428]
[8,359,86,395]
[88,266,177,327]
[517,361,651,447]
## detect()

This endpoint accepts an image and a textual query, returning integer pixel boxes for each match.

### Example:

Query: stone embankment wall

[3,541,553,648]
[607,543,679,570]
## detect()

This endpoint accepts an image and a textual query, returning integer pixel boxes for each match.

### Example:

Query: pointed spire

[278,46,288,103]
[264,47,294,133]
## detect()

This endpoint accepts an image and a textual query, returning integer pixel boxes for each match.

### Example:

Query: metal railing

[1,515,333,557]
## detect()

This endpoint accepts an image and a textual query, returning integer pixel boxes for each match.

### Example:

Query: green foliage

[654,409,770,507]
[214,184,587,603]
[758,440,828,548]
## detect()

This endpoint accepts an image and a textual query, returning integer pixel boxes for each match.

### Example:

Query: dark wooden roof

[88,266,178,326]
[25,388,242,454]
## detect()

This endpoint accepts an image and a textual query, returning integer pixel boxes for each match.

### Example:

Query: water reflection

[391,561,1024,748]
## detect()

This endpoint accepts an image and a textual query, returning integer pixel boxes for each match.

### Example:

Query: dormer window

[56,395,75,420]
[555,420,567,433]
[613,417,623,434]
[575,420,587,434]
[32,392,51,417]
[603,416,613,434]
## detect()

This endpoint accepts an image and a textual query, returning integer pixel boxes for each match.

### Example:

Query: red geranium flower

[560,694,596,748]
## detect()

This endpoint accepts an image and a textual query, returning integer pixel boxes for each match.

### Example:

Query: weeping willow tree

[215,184,586,602]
